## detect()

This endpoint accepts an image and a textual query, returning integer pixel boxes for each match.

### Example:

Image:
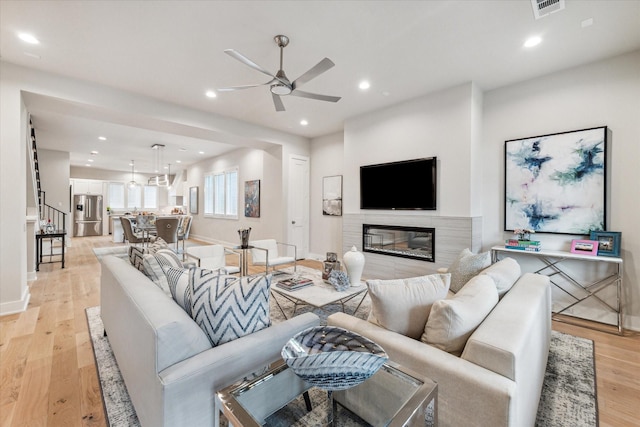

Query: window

[143,185,158,209]
[127,185,142,210]
[108,183,125,209]
[204,167,238,218]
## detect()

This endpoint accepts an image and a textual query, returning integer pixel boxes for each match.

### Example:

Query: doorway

[288,155,309,259]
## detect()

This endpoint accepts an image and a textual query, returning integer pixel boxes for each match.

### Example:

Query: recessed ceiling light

[85,164,91,167]
[98,136,107,141]
[300,120,308,126]
[524,36,542,48]
[179,148,187,152]
[129,162,134,166]
[199,151,205,154]
[90,150,99,155]
[176,160,182,163]
[18,33,40,44]
[88,159,94,162]
[359,81,371,90]
[205,90,217,98]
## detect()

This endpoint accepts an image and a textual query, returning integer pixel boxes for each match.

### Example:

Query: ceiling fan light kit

[218,35,341,112]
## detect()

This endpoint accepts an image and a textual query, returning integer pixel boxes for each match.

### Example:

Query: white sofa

[100,255,320,427]
[328,272,551,427]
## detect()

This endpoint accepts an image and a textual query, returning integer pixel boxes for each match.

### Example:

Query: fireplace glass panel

[363,224,435,262]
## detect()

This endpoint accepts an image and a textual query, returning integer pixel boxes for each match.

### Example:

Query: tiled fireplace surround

[343,213,482,280]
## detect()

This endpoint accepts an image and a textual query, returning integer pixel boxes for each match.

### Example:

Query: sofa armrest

[328,312,516,427]
[158,312,320,427]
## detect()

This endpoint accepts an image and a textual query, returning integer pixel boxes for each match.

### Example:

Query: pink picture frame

[570,239,599,256]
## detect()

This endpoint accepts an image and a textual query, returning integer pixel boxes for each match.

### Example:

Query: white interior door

[288,155,309,259]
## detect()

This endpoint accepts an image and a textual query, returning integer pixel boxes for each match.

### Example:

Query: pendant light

[149,143,169,186]
[128,160,139,189]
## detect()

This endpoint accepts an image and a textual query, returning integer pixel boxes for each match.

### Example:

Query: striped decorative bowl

[281,326,388,391]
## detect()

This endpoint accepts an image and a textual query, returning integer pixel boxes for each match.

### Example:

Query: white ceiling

[1,0,639,173]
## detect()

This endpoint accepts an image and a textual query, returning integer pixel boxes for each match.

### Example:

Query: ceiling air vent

[531,0,565,19]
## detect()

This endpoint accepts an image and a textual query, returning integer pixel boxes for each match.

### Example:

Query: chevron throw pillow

[128,237,169,272]
[142,249,183,296]
[165,266,192,316]
[190,270,272,347]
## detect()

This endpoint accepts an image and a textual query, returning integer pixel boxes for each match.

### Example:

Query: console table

[491,246,623,334]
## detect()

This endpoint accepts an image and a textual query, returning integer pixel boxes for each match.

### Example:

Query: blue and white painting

[505,127,607,234]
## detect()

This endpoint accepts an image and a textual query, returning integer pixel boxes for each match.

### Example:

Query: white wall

[309,131,344,260]
[482,50,640,330]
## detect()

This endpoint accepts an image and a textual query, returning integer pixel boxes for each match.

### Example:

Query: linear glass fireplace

[363,224,435,262]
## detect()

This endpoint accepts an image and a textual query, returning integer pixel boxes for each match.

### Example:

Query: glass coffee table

[216,359,438,426]
[271,270,368,319]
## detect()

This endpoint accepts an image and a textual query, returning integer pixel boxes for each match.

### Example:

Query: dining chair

[154,217,180,252]
[250,239,297,273]
[120,217,149,246]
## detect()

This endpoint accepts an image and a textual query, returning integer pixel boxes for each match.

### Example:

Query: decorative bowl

[281,326,388,391]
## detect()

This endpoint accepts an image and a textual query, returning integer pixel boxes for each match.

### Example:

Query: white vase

[343,246,365,287]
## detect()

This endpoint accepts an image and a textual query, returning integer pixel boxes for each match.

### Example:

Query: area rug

[87,299,597,427]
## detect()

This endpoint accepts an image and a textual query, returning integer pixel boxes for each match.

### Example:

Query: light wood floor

[1,235,638,426]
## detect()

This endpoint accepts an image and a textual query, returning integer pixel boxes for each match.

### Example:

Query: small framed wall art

[322,175,342,216]
[570,239,599,256]
[589,230,621,257]
[244,180,260,218]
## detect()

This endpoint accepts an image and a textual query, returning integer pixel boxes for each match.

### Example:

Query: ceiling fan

[217,35,341,112]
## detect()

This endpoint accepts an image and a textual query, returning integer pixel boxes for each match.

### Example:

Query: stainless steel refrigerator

[73,194,103,237]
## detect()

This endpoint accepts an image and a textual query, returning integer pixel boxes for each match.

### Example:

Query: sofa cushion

[190,270,272,346]
[366,273,451,339]
[142,249,183,295]
[166,266,192,316]
[422,274,498,355]
[448,248,491,293]
[128,237,169,272]
[480,257,521,297]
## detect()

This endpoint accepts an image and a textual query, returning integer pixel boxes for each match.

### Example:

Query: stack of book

[276,277,314,291]
[505,239,541,252]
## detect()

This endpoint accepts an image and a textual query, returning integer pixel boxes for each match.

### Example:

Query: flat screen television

[360,157,437,210]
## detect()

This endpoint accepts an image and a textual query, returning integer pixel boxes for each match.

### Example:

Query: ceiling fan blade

[290,90,341,103]
[291,58,335,90]
[272,93,286,112]
[224,49,277,80]
[217,82,271,92]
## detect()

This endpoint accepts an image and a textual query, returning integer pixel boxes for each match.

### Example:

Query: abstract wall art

[244,180,260,218]
[322,175,343,216]
[504,126,607,235]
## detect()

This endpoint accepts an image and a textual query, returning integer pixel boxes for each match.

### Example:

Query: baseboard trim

[0,287,31,316]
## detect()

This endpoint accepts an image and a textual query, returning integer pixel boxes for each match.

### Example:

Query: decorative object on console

[244,180,260,218]
[514,228,534,241]
[570,239,599,256]
[505,126,607,235]
[282,326,388,391]
[322,175,342,216]
[238,227,252,249]
[505,239,541,252]
[343,246,365,286]
[589,230,621,257]
[327,270,350,292]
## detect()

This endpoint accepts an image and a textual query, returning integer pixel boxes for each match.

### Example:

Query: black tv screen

[360,157,437,210]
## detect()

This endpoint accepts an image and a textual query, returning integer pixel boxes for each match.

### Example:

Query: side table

[36,230,66,271]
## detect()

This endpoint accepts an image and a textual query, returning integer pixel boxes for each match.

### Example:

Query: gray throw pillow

[128,237,170,272]
[448,248,491,293]
[142,249,184,295]
[165,266,192,316]
[190,270,272,347]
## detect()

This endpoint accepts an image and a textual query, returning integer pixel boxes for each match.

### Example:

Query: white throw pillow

[165,266,192,316]
[480,257,521,297]
[448,248,491,293]
[366,273,451,340]
[422,274,498,355]
[190,271,272,347]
